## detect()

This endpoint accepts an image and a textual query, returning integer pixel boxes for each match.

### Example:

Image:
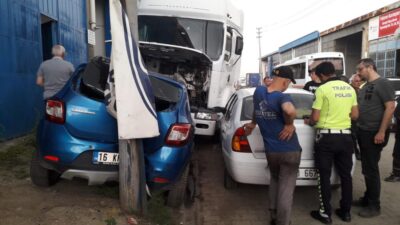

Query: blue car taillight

[153,177,170,184]
[44,155,60,162]
[45,100,65,124]
[165,123,192,147]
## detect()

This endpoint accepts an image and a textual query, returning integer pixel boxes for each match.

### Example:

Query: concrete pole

[118,0,147,215]
[256,27,263,79]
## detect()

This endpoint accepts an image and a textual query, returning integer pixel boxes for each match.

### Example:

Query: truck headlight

[195,112,218,120]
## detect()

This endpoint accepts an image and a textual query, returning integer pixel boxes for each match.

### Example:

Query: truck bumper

[191,111,217,136]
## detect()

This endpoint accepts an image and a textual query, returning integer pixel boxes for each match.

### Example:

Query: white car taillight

[231,127,252,153]
[165,123,192,146]
[46,100,65,124]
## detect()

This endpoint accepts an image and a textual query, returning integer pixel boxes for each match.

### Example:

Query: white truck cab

[137,0,244,135]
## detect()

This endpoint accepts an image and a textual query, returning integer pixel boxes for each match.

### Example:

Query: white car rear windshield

[241,93,314,121]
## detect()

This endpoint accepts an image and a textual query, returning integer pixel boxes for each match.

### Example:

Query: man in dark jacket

[385,97,400,182]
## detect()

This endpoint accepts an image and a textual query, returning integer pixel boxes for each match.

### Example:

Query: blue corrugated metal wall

[0,0,88,140]
[279,31,320,53]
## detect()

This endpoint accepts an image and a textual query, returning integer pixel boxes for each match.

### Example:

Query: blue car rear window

[76,57,182,111]
[149,76,181,103]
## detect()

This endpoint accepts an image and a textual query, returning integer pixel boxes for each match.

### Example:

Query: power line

[261,0,332,31]
[261,0,329,29]
[257,0,339,56]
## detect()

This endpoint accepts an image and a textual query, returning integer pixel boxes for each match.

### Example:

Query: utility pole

[119,0,147,215]
[256,27,263,78]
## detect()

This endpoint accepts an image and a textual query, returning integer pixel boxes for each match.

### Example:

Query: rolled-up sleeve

[69,62,75,76]
[36,63,44,78]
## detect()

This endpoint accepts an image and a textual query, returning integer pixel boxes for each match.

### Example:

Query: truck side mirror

[235,37,243,55]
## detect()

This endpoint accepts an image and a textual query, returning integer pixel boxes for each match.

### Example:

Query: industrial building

[262,1,400,78]
[0,0,89,140]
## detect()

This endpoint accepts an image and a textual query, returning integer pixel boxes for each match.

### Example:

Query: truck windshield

[308,58,344,76]
[138,16,224,60]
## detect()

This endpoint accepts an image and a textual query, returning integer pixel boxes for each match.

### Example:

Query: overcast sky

[232,0,399,76]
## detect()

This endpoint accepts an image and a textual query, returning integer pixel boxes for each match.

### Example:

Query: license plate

[297,168,318,180]
[93,151,119,165]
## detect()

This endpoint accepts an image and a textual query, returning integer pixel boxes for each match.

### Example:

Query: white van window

[287,63,306,79]
[308,58,344,76]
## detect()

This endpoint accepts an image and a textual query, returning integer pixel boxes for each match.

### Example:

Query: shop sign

[369,8,400,41]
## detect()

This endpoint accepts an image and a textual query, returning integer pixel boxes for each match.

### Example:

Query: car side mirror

[235,37,243,55]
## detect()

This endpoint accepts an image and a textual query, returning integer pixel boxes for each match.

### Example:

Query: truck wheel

[167,165,189,208]
[30,151,60,187]
[224,168,237,189]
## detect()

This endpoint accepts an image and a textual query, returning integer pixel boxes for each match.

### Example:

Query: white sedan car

[220,87,355,188]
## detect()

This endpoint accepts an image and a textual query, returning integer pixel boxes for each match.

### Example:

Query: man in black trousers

[306,62,358,224]
[355,58,395,217]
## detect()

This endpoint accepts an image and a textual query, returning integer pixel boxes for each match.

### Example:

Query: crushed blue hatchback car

[30,56,195,207]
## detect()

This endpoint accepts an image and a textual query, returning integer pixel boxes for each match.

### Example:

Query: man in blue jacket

[244,66,301,225]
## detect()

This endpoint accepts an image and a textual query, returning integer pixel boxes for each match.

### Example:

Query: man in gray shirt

[36,45,75,99]
[355,58,395,218]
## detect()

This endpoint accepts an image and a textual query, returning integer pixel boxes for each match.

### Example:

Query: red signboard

[379,8,400,38]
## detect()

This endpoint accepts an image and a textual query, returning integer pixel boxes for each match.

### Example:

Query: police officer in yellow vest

[305,62,359,224]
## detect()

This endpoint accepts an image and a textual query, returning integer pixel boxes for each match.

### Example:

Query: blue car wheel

[30,151,60,187]
[166,164,189,208]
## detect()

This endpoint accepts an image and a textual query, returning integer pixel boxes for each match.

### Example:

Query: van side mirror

[235,37,243,55]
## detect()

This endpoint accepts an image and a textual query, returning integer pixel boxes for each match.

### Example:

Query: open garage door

[335,32,362,77]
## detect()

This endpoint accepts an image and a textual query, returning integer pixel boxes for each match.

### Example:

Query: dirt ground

[189,135,400,225]
[0,135,180,225]
[2,134,400,225]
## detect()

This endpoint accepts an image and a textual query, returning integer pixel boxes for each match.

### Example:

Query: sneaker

[310,210,332,224]
[358,206,381,218]
[352,197,368,207]
[384,174,400,182]
[335,208,351,222]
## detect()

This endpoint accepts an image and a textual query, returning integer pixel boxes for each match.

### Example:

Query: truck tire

[167,165,189,208]
[30,151,60,187]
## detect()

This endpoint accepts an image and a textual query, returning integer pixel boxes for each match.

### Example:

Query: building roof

[278,31,319,53]
[320,1,400,36]
[261,51,279,61]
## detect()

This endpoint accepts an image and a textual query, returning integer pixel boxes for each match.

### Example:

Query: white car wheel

[224,168,237,189]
